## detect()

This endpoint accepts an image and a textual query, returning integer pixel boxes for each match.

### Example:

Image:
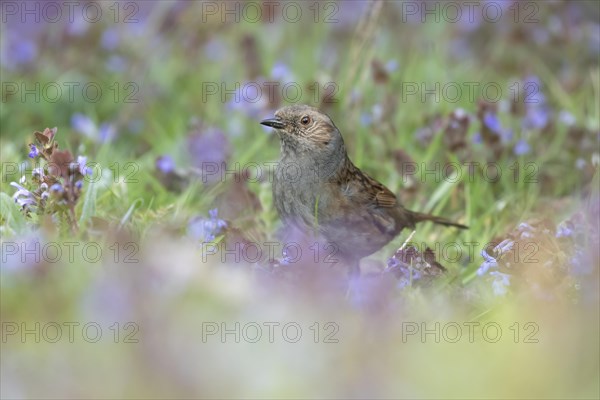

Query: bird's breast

[273,160,323,228]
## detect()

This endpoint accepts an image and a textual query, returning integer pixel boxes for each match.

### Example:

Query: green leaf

[78,180,97,227]
[0,192,27,235]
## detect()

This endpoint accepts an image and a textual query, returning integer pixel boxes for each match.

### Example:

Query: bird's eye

[300,116,310,125]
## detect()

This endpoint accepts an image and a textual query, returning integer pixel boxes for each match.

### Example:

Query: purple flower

[385,59,399,73]
[523,106,550,130]
[513,139,531,156]
[0,33,37,70]
[556,223,574,238]
[100,28,120,51]
[477,248,498,276]
[387,257,400,269]
[482,112,513,143]
[522,76,550,130]
[517,222,535,239]
[271,61,294,81]
[558,110,576,126]
[360,112,373,127]
[71,113,97,138]
[28,144,39,159]
[523,76,545,104]
[281,247,293,265]
[77,156,92,176]
[66,14,90,36]
[10,182,36,209]
[32,168,44,180]
[188,209,227,242]
[98,123,117,142]
[50,183,63,195]
[1,233,43,272]
[483,112,502,134]
[372,104,383,121]
[494,239,515,256]
[187,127,230,183]
[156,155,175,174]
[489,271,510,296]
[71,114,116,143]
[226,81,269,119]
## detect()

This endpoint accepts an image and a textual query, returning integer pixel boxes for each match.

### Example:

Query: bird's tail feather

[411,212,468,229]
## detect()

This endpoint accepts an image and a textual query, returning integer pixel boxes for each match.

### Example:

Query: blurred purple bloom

[483,112,512,142]
[106,55,127,72]
[32,168,44,180]
[523,106,550,130]
[66,14,90,36]
[71,114,116,143]
[12,38,37,64]
[156,155,175,174]
[50,183,63,195]
[570,247,595,276]
[575,158,586,170]
[360,112,372,127]
[483,112,501,134]
[489,271,510,296]
[1,34,37,70]
[1,233,43,273]
[226,81,270,119]
[559,110,576,126]
[71,113,97,138]
[517,222,535,239]
[523,76,545,104]
[493,239,515,256]
[387,257,399,269]
[100,28,120,51]
[188,209,227,242]
[472,132,482,144]
[335,1,368,27]
[556,223,574,238]
[281,251,291,265]
[385,59,399,73]
[28,145,39,158]
[477,248,498,276]
[77,156,92,176]
[513,139,531,156]
[522,76,550,130]
[271,61,293,81]
[99,123,117,142]
[188,127,230,182]
[10,182,36,209]
[372,104,383,121]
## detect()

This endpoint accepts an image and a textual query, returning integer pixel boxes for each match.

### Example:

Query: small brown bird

[261,105,467,276]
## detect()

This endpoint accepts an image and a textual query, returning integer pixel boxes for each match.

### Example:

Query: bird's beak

[260,117,286,129]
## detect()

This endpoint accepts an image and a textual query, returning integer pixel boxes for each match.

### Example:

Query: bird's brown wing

[338,168,405,234]
[349,167,398,208]
[318,166,408,258]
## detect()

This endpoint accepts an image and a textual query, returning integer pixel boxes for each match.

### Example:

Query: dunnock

[261,105,467,276]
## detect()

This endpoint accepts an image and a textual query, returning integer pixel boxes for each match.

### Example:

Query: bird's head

[260,105,343,153]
